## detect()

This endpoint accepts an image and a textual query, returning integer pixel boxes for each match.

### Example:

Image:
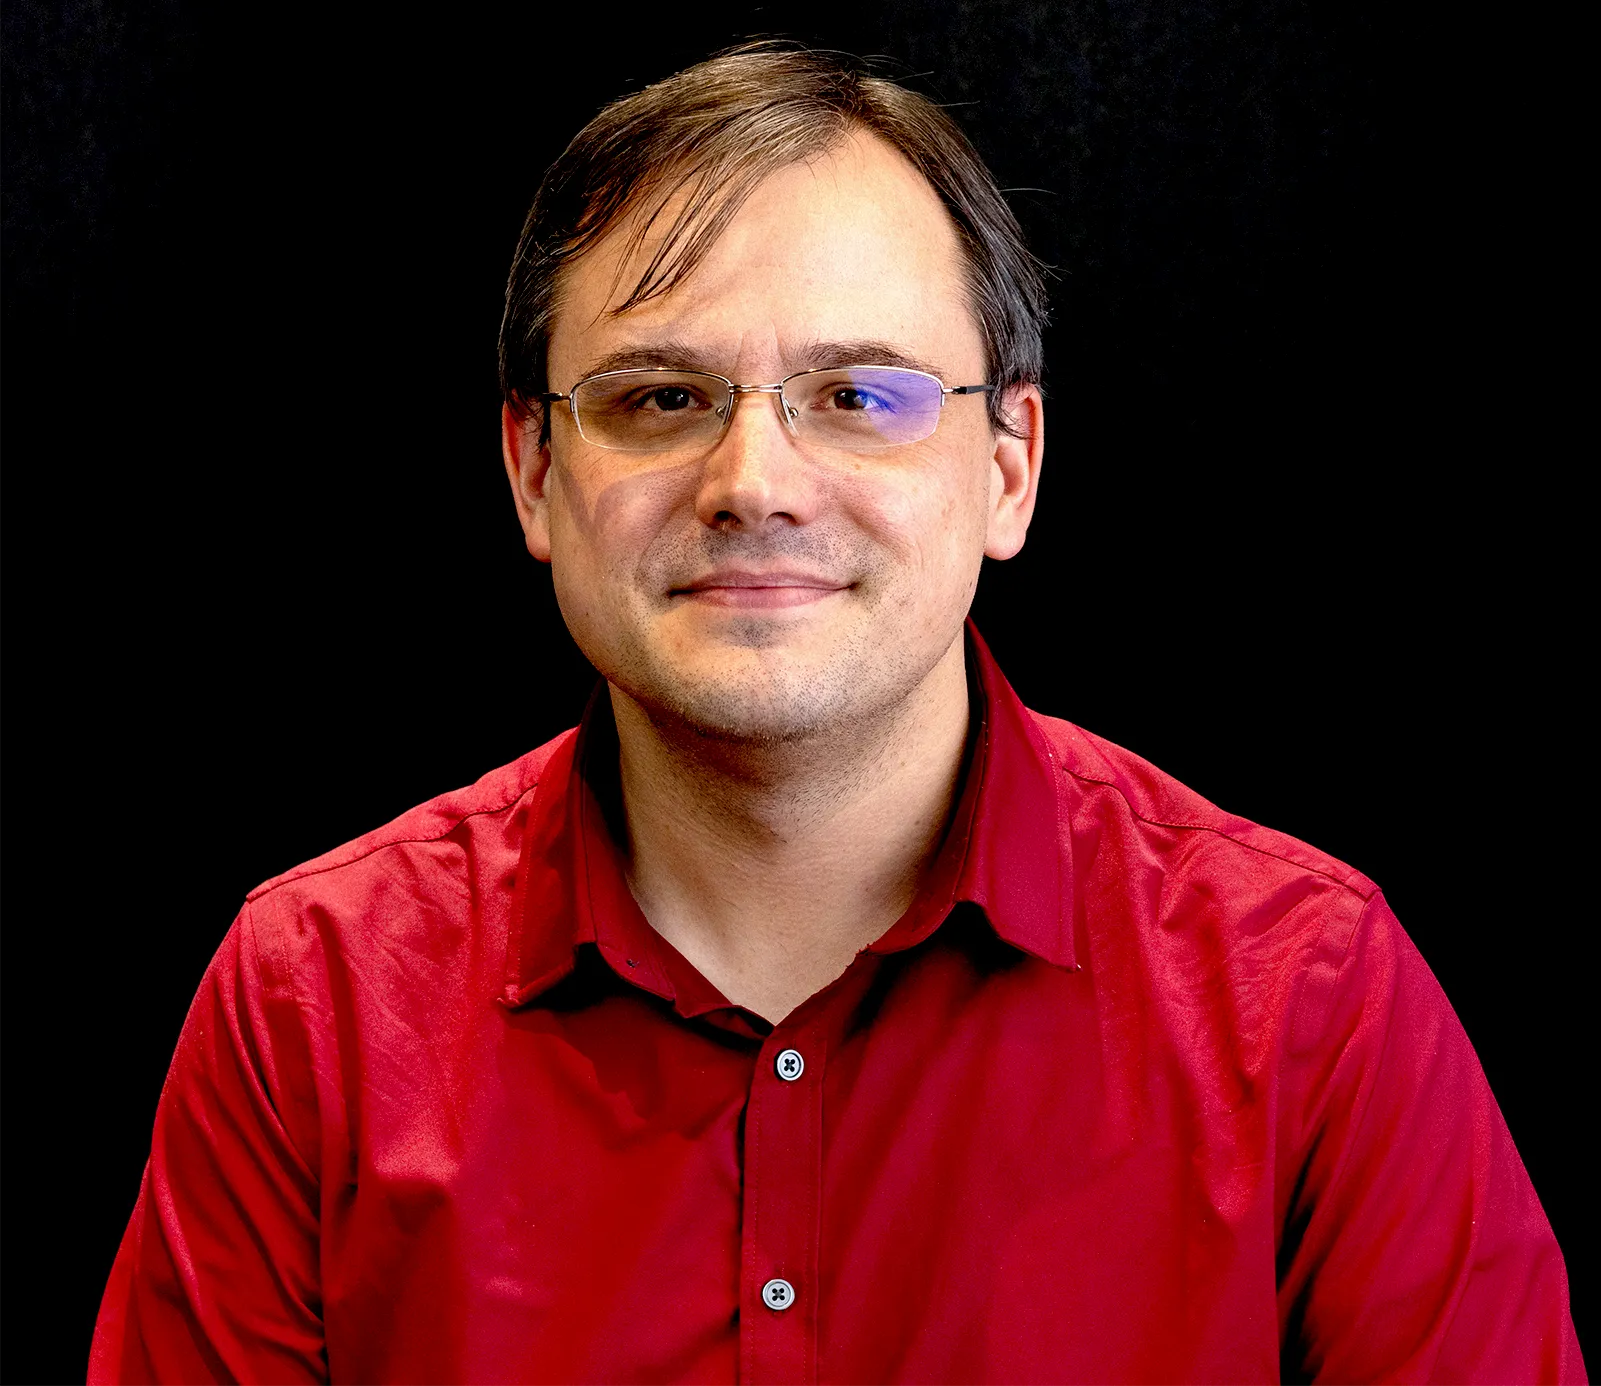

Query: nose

[693,386,820,531]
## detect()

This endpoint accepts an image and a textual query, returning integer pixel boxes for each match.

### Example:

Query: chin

[635,654,859,745]
[589,603,965,746]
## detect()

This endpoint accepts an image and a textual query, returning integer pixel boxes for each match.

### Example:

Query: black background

[2,0,1589,1377]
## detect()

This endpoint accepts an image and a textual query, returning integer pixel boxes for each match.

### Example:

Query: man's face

[504,132,1042,742]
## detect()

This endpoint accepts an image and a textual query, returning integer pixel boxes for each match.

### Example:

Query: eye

[612,382,716,414]
[643,386,695,412]
[829,387,884,412]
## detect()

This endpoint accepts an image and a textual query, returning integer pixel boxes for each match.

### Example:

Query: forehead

[547,132,982,379]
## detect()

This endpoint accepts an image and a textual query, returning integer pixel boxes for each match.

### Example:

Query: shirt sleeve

[89,903,328,1384]
[1278,891,1584,1383]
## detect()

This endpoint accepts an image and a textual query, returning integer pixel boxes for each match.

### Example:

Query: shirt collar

[501,620,1075,1012]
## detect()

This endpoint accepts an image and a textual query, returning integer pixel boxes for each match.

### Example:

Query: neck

[612,634,973,1022]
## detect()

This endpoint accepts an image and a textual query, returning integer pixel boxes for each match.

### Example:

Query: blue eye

[831,387,893,412]
[789,367,944,447]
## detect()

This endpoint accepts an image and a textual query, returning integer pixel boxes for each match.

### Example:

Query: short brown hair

[499,42,1048,436]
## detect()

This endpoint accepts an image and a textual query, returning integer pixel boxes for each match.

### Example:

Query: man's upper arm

[1278,892,1583,1383]
[90,902,328,1385]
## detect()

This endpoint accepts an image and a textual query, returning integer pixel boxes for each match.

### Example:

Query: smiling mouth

[670,570,852,609]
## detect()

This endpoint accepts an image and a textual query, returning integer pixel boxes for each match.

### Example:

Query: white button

[775,1048,805,1082]
[762,1277,796,1311]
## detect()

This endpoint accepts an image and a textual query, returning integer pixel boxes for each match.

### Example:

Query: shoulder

[240,731,574,952]
[1027,709,1379,1001]
[1030,709,1376,900]
[1025,711,1403,1117]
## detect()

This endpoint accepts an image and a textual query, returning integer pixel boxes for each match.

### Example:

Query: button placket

[741,1025,825,1384]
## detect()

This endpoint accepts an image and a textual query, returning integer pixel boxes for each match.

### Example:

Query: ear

[501,402,553,563]
[984,383,1044,560]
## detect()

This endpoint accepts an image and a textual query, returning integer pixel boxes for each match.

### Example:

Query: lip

[671,567,851,608]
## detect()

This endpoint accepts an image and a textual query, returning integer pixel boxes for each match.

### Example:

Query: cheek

[547,460,693,612]
[843,457,990,592]
[545,466,625,645]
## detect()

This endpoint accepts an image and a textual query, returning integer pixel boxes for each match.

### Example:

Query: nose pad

[721,387,799,438]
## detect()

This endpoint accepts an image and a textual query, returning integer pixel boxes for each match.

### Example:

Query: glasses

[536,366,992,454]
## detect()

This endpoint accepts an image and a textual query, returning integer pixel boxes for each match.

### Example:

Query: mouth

[669,567,852,609]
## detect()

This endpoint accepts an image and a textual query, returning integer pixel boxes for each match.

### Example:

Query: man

[91,44,1581,1384]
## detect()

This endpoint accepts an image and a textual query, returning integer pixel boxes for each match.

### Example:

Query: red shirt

[91,628,1582,1384]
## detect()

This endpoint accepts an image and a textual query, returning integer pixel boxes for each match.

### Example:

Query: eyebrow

[795,340,950,377]
[576,341,721,377]
[574,338,952,382]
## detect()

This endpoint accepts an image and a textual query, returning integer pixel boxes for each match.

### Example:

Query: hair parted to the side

[498,42,1048,438]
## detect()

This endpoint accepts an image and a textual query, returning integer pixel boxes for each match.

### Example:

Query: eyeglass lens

[570,367,947,453]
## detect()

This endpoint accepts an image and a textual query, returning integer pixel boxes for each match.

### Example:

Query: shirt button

[775,1048,805,1082]
[762,1277,796,1311]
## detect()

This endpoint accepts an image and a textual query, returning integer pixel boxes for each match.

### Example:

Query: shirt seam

[244,780,544,905]
[239,897,321,1184]
[1055,761,1377,904]
[1272,888,1377,1376]
[1291,893,1423,1255]
[1313,891,1462,1377]
[1286,887,1376,1137]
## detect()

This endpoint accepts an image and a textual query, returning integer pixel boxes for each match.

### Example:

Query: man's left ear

[985,384,1044,560]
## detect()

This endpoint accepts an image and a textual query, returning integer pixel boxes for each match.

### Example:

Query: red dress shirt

[91,628,1582,1384]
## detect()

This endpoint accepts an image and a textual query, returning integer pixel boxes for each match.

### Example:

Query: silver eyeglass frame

[534,365,993,452]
